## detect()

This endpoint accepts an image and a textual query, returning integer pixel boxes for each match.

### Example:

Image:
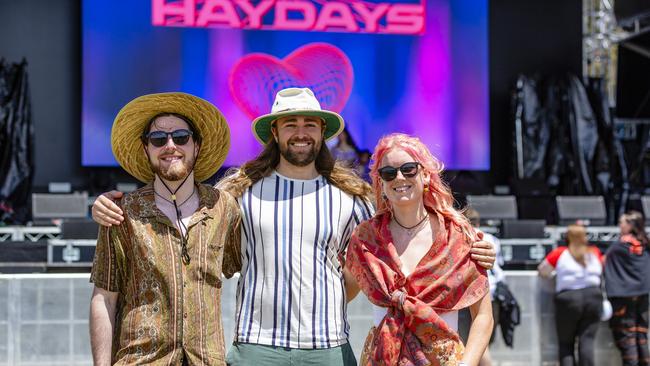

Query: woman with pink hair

[346,133,493,366]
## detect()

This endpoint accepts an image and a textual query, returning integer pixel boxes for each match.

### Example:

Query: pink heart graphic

[228,43,354,120]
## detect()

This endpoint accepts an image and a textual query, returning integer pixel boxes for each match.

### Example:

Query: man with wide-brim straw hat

[91,87,497,366]
[89,92,242,365]
[111,92,229,183]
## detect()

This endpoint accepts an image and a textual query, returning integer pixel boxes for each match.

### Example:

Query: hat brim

[111,92,230,183]
[251,109,344,144]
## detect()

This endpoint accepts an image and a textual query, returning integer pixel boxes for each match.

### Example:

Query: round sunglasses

[378,162,421,181]
[143,129,193,147]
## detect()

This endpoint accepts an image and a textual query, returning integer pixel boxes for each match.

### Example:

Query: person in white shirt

[538,224,604,366]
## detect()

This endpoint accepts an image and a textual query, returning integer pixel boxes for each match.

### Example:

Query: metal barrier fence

[0,272,626,366]
[0,225,627,272]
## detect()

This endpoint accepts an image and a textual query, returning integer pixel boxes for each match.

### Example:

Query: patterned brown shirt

[90,183,241,365]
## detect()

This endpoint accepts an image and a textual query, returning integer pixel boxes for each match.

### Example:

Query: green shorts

[226,342,357,366]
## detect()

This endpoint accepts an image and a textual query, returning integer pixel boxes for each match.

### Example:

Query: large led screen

[82,0,488,169]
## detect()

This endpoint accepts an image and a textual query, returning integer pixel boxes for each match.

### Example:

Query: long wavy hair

[218,138,373,200]
[369,133,475,242]
[621,210,650,247]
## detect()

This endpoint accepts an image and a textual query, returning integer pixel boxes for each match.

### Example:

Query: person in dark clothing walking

[604,211,650,366]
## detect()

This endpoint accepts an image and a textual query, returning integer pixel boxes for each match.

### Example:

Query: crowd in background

[538,211,650,366]
[328,128,372,182]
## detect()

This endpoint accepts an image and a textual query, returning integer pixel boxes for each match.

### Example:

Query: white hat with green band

[251,87,345,144]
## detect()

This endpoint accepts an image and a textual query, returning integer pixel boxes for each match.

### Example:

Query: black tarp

[586,77,629,221]
[545,76,601,195]
[0,59,34,224]
[512,75,550,180]
[567,75,600,194]
[511,75,627,224]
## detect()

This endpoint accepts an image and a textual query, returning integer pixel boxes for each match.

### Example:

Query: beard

[279,136,321,167]
[149,150,196,181]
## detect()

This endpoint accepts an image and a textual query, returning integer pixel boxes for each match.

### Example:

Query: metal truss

[583,0,650,106]
[0,226,61,242]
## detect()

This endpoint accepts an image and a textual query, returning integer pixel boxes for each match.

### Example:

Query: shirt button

[184,313,188,319]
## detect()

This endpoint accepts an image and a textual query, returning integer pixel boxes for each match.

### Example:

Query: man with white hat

[92,87,496,365]
[218,87,495,365]
[216,87,373,364]
[89,92,241,365]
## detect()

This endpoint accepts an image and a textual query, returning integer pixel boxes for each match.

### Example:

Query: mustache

[158,148,184,156]
[288,136,316,144]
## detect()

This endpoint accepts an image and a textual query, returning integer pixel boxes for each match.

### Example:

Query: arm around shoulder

[92,191,125,227]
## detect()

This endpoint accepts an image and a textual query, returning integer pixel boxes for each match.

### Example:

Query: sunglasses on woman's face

[378,162,421,181]
[144,129,193,147]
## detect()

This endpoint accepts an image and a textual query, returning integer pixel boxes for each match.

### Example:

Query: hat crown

[271,87,322,114]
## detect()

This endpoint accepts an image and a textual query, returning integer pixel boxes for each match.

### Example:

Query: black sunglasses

[144,129,193,147]
[378,162,421,181]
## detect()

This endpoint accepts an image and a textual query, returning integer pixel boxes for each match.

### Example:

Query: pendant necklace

[393,214,428,236]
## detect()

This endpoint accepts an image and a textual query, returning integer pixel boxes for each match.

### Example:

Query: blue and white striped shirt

[234,171,373,349]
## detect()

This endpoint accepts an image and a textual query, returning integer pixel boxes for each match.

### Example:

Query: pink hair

[370,133,476,243]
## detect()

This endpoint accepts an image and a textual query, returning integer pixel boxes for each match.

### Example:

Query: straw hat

[251,87,344,144]
[111,92,230,183]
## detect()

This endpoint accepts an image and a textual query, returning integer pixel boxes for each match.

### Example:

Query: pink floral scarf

[346,212,488,366]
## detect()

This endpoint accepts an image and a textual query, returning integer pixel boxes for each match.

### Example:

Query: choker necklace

[393,214,429,236]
